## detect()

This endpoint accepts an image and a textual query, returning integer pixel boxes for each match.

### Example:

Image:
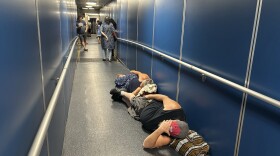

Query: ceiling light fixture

[88,13,99,16]
[85,5,93,8]
[86,2,96,5]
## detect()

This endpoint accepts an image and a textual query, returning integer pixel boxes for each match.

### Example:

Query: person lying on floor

[111,87,210,155]
[110,70,152,100]
[110,89,186,132]
[143,120,210,156]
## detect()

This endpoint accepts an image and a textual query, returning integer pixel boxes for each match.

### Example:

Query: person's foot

[110,88,123,101]
[108,59,111,62]
[110,88,121,95]
[111,94,122,101]
[102,59,106,61]
[84,48,88,51]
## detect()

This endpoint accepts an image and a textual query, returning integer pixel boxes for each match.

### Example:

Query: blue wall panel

[153,0,183,59]
[151,0,184,98]
[239,0,280,155]
[179,68,243,156]
[137,0,154,75]
[182,0,256,84]
[127,45,137,69]
[64,46,78,120]
[61,0,76,55]
[38,0,76,155]
[0,0,76,155]
[178,0,257,155]
[60,1,77,120]
[127,0,138,42]
[0,0,47,155]
[136,48,152,76]
[48,93,66,156]
[38,0,63,106]
[118,43,127,64]
[137,0,154,47]
[152,56,180,100]
[119,0,128,64]
[60,2,70,54]
[126,0,138,69]
[110,0,280,155]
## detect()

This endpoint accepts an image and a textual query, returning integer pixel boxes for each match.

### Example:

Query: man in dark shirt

[110,89,186,132]
[76,16,88,51]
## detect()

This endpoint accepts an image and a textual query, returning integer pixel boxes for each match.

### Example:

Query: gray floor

[62,35,179,156]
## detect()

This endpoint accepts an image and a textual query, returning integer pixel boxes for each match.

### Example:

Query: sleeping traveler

[110,89,186,132]
[143,120,210,156]
[110,70,151,100]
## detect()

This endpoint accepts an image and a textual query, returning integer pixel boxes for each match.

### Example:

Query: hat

[169,120,189,138]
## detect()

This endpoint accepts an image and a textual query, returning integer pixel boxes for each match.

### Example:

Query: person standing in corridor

[101,16,116,61]
[76,16,88,51]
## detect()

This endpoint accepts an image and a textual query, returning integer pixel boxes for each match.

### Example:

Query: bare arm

[130,70,141,75]
[144,94,181,110]
[130,70,149,81]
[132,87,142,96]
[131,80,147,95]
[144,94,168,102]
[85,23,88,32]
[101,31,108,40]
[113,31,117,39]
[100,25,108,40]
[143,120,172,148]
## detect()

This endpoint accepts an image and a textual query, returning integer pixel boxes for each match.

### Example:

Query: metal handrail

[118,38,280,109]
[28,37,78,156]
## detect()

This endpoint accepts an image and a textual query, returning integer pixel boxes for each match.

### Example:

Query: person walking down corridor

[96,20,102,44]
[76,16,88,51]
[101,16,116,62]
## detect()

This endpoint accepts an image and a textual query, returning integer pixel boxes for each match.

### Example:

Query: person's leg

[102,48,106,61]
[84,33,88,44]
[107,49,112,61]
[121,91,135,102]
[122,97,132,108]
[112,49,114,57]
[78,35,82,46]
[110,89,135,102]
[80,35,88,51]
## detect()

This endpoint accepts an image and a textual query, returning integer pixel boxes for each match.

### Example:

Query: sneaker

[111,94,122,101]
[102,59,106,61]
[110,88,121,95]
[84,48,88,51]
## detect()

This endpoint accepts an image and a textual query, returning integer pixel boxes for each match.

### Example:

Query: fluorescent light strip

[86,2,96,5]
[88,13,99,16]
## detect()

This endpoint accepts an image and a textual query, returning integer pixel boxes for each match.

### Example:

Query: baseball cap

[169,120,189,138]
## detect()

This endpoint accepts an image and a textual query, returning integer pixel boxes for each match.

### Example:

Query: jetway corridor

[2,0,280,155]
[62,36,179,156]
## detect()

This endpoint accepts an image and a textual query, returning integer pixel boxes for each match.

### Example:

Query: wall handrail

[28,37,78,156]
[118,38,280,109]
